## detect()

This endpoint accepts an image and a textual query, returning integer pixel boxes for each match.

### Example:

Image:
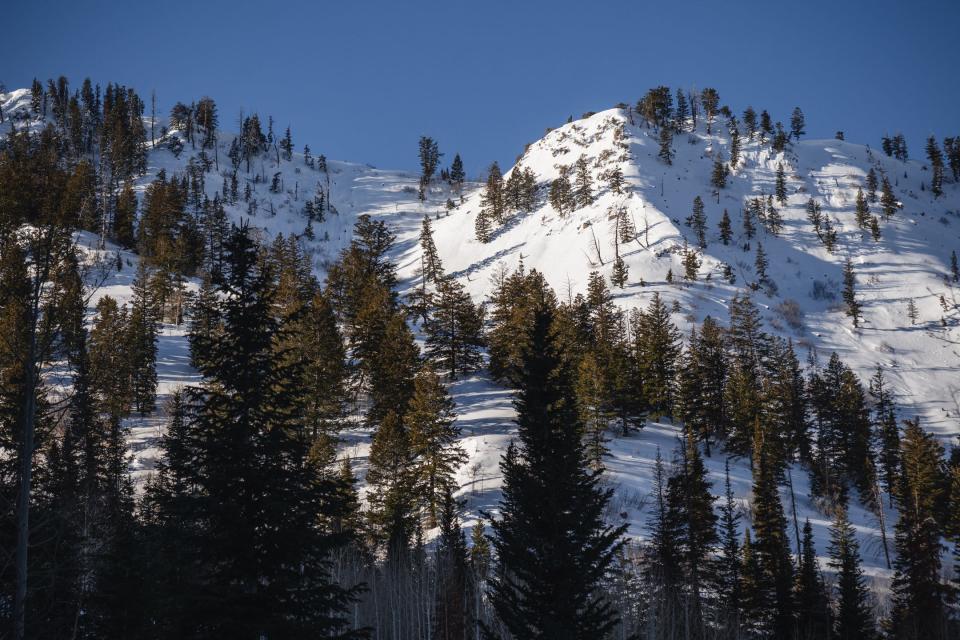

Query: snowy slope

[5,87,959,592]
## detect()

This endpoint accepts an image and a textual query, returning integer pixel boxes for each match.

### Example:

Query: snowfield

[4,87,959,595]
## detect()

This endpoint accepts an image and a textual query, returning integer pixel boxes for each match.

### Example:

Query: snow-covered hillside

[4,86,959,592]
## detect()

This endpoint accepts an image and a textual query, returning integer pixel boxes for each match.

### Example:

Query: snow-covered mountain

[4,85,959,590]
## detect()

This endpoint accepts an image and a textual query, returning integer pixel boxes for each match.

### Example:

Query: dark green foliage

[843,258,861,327]
[486,278,627,639]
[719,208,732,245]
[794,520,831,640]
[828,506,875,640]
[790,107,805,140]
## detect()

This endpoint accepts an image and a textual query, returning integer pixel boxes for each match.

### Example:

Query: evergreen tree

[449,153,466,193]
[828,506,875,640]
[855,187,870,229]
[842,258,862,328]
[434,488,470,640]
[171,223,361,636]
[887,420,950,640]
[630,293,681,419]
[719,208,732,245]
[775,163,788,205]
[366,410,417,560]
[658,126,674,165]
[549,174,574,216]
[750,448,795,638]
[418,136,442,201]
[866,168,878,202]
[869,367,900,504]
[790,107,805,140]
[754,242,769,286]
[406,365,467,527]
[711,158,728,189]
[880,176,899,218]
[715,461,742,620]
[794,519,831,640]
[729,118,742,168]
[575,351,613,470]
[689,196,707,248]
[424,276,485,380]
[480,162,505,224]
[682,241,700,281]
[743,107,758,140]
[573,155,594,208]
[926,136,945,198]
[950,250,958,282]
[607,166,625,194]
[128,261,157,414]
[486,281,627,639]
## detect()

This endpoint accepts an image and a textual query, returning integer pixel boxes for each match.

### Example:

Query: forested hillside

[1,77,958,639]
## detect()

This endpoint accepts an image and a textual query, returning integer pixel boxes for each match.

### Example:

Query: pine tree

[887,419,950,640]
[658,126,674,165]
[480,162,505,224]
[775,163,788,205]
[794,519,831,640]
[855,187,870,229]
[907,298,918,325]
[607,166,625,194]
[880,176,899,218]
[870,216,882,241]
[689,196,707,248]
[549,174,573,216]
[750,448,795,638]
[674,88,689,132]
[449,153,465,193]
[869,367,900,505]
[843,258,862,328]
[926,136,944,198]
[729,118,742,168]
[715,461,742,620]
[711,158,728,189]
[128,261,157,414]
[667,431,718,621]
[475,208,491,243]
[790,107,805,140]
[743,106,758,140]
[576,351,613,470]
[113,182,137,248]
[866,168,879,202]
[405,365,467,527]
[367,410,417,560]
[486,282,627,639]
[610,256,628,289]
[424,275,485,379]
[950,250,958,282]
[719,208,732,245]
[434,488,470,640]
[418,136,442,201]
[574,155,594,208]
[682,241,700,281]
[828,506,876,640]
[169,223,360,635]
[631,293,681,419]
[754,242,769,286]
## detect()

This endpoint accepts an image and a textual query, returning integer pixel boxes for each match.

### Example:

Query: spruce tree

[434,488,470,640]
[424,275,485,379]
[754,242,769,286]
[480,162,505,224]
[366,410,417,560]
[880,176,898,218]
[711,158,728,189]
[866,168,878,202]
[689,196,707,248]
[828,505,875,640]
[750,447,795,638]
[719,208,732,245]
[794,519,831,640]
[790,107,805,140]
[887,420,950,640]
[775,163,788,205]
[573,155,594,208]
[128,261,158,414]
[715,461,742,620]
[855,187,870,229]
[658,126,674,165]
[486,281,627,639]
[630,293,681,419]
[843,258,862,328]
[406,365,467,527]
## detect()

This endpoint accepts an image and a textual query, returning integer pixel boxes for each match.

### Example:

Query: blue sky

[2,0,957,175]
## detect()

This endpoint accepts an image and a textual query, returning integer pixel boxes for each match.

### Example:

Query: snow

[4,87,959,593]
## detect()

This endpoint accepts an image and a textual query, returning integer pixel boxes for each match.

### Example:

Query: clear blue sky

[2,0,957,176]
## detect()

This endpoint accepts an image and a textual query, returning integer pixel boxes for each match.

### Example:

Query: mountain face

[3,84,958,584]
